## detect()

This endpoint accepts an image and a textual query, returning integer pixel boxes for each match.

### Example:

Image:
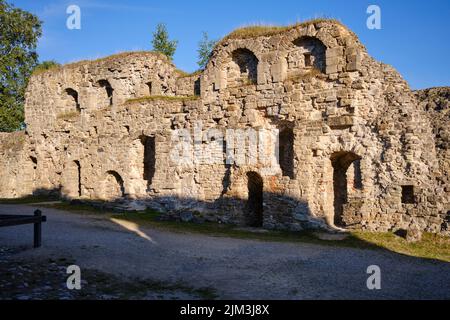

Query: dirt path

[1,204,449,299]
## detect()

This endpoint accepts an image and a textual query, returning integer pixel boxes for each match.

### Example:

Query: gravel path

[1,204,449,300]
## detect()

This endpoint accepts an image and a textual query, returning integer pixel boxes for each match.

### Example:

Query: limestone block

[270,60,287,83]
[257,62,269,85]
[347,54,361,72]
[327,115,354,129]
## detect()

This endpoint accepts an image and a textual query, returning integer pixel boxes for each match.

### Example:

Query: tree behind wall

[151,23,177,61]
[33,60,60,74]
[0,0,42,132]
[197,32,216,69]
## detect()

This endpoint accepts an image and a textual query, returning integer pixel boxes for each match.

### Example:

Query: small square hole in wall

[304,53,313,67]
[312,149,319,157]
[401,185,415,204]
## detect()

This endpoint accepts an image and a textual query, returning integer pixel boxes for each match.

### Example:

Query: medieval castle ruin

[0,19,448,233]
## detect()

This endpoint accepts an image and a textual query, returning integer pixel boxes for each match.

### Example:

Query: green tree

[197,32,216,69]
[151,23,177,60]
[0,0,42,132]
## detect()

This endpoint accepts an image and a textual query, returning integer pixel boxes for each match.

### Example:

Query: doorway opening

[331,151,362,227]
[246,171,263,227]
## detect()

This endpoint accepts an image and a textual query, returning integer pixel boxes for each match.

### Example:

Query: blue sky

[10,0,450,89]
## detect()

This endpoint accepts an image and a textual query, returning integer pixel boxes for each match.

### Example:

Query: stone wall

[0,20,448,234]
[415,87,450,231]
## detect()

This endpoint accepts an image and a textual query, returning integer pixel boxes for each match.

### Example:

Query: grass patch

[32,60,61,76]
[216,18,346,47]
[31,51,171,77]
[352,231,450,263]
[56,111,80,121]
[0,195,60,204]
[285,68,323,83]
[176,69,203,78]
[125,95,200,104]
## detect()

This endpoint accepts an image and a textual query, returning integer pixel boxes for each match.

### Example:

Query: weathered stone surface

[405,227,423,243]
[0,20,448,234]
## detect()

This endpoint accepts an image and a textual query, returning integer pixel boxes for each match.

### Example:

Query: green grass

[285,67,323,83]
[176,69,203,78]
[125,95,200,104]
[216,18,346,47]
[32,51,171,77]
[37,202,450,263]
[32,61,61,76]
[351,231,450,263]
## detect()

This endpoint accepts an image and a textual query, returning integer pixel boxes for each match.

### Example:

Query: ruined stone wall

[415,87,450,231]
[0,131,33,198]
[0,20,447,234]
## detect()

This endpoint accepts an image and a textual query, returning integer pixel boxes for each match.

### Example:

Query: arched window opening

[65,88,81,112]
[289,36,327,73]
[227,48,258,87]
[105,170,125,200]
[97,79,114,106]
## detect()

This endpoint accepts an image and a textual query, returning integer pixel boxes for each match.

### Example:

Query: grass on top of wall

[31,51,172,76]
[125,95,200,104]
[175,69,203,78]
[216,18,345,46]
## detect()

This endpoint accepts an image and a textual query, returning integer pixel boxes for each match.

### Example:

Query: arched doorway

[97,79,114,107]
[246,171,263,227]
[104,170,125,200]
[331,152,362,227]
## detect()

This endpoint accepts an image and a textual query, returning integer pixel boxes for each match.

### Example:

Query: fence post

[34,210,42,248]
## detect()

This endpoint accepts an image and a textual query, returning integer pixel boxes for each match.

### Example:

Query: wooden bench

[0,210,47,248]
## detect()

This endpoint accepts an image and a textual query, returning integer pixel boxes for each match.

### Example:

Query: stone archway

[331,151,362,227]
[103,170,125,200]
[246,171,263,227]
[61,160,82,199]
[227,48,258,87]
